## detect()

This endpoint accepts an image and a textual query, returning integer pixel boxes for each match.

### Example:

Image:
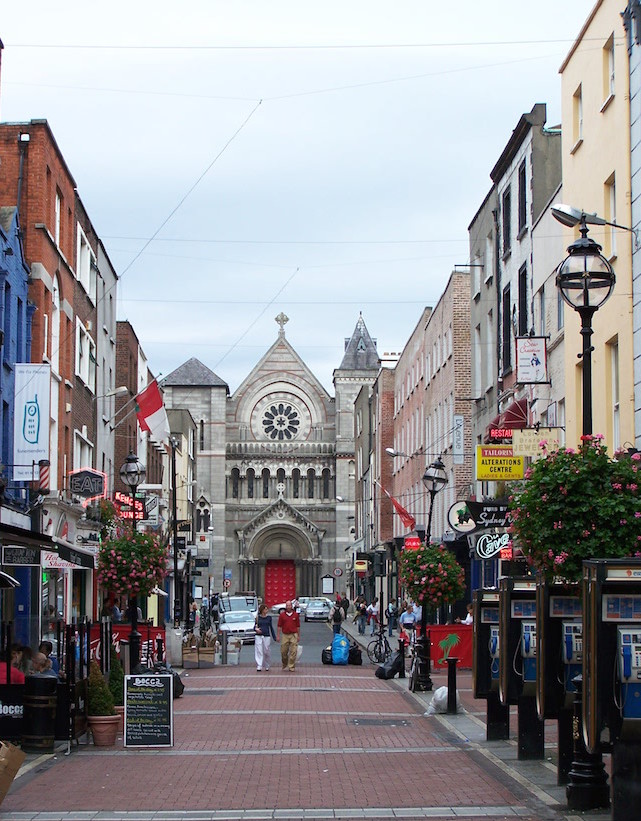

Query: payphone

[562,621,583,695]
[472,588,508,740]
[583,558,641,751]
[521,621,537,692]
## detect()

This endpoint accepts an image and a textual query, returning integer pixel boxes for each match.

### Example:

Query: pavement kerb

[338,615,612,821]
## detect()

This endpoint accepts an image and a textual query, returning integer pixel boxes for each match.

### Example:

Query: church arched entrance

[240,521,322,605]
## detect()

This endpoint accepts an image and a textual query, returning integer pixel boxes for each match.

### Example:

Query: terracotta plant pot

[114,705,125,733]
[88,714,120,747]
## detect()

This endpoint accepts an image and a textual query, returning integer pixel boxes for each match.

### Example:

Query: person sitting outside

[38,640,59,675]
[456,603,474,625]
[0,646,25,684]
[30,652,58,678]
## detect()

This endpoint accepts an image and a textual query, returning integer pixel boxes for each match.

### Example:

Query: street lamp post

[119,451,146,671]
[553,207,614,811]
[170,437,181,628]
[414,457,448,691]
[554,212,615,437]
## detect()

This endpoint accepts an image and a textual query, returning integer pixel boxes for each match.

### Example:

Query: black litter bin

[22,676,57,753]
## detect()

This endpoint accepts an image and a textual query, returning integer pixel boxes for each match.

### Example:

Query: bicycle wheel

[408,652,419,691]
[367,639,385,664]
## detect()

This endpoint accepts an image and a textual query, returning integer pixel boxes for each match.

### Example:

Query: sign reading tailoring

[475,445,524,481]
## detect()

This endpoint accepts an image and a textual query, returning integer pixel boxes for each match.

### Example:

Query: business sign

[2,546,40,566]
[403,536,422,550]
[512,427,562,458]
[516,336,548,384]
[452,414,464,465]
[69,468,107,505]
[114,490,157,524]
[476,445,524,481]
[139,494,159,526]
[473,531,511,560]
[13,364,51,481]
[465,501,510,530]
[124,673,173,748]
[447,500,476,534]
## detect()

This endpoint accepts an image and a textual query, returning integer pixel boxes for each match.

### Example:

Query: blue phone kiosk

[583,558,641,821]
[472,588,508,740]
[499,576,544,759]
[535,577,582,785]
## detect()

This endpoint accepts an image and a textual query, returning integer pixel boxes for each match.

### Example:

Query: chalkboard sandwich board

[124,673,173,748]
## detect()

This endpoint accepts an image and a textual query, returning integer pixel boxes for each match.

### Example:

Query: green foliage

[398,543,466,610]
[108,647,124,707]
[508,436,641,582]
[97,531,168,598]
[88,660,116,716]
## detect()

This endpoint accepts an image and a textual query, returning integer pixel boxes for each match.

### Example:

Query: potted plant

[398,542,466,617]
[108,647,125,731]
[87,660,119,746]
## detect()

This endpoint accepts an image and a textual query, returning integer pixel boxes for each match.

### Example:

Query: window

[610,340,620,450]
[51,276,60,373]
[75,319,96,391]
[557,288,564,332]
[262,468,270,499]
[307,468,315,499]
[518,264,528,336]
[76,225,97,303]
[538,287,545,336]
[247,468,255,498]
[231,468,239,499]
[199,420,205,451]
[73,428,94,471]
[518,160,527,235]
[42,313,49,359]
[603,35,615,104]
[485,309,493,388]
[485,231,494,282]
[604,173,616,258]
[572,85,583,148]
[322,469,331,499]
[472,255,481,298]
[502,187,511,256]
[277,468,285,490]
[502,285,512,372]
[3,284,10,349]
[292,468,300,498]
[474,324,482,395]
[54,191,62,247]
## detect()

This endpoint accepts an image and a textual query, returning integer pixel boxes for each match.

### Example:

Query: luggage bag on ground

[375,650,404,679]
[348,643,362,665]
[331,634,349,665]
[321,646,332,665]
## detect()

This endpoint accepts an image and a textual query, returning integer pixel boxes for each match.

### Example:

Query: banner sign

[476,445,524,481]
[13,364,51,481]
[452,415,464,465]
[515,336,548,384]
[512,427,562,458]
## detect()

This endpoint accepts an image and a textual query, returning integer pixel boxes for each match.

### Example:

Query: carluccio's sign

[475,445,524,481]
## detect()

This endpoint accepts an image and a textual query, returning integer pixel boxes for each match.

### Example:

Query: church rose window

[262,403,301,440]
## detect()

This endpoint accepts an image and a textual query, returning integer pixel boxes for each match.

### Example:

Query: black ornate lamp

[119,451,146,670]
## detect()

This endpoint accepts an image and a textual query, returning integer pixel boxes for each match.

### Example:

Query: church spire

[337,312,380,370]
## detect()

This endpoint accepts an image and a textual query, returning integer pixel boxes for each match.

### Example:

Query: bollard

[219,630,228,665]
[156,635,164,663]
[398,638,405,678]
[446,657,459,714]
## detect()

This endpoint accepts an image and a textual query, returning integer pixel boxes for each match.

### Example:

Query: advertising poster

[13,364,51,481]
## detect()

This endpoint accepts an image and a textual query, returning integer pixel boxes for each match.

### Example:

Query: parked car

[218,610,256,644]
[304,599,332,622]
[270,596,333,615]
[219,594,259,621]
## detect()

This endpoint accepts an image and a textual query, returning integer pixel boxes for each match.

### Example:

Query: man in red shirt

[276,601,300,672]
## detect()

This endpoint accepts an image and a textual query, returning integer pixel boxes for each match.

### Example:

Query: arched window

[199,420,205,451]
[292,468,300,498]
[231,468,240,499]
[262,468,270,499]
[322,469,331,499]
[307,468,315,499]
[277,468,285,487]
[246,468,255,498]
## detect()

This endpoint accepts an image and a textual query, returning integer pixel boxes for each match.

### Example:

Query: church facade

[162,314,379,606]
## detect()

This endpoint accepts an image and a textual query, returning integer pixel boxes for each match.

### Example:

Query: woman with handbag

[254,604,277,672]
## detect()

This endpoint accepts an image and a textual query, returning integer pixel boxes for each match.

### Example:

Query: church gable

[240,496,325,541]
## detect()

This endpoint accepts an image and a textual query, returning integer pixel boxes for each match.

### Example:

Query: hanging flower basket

[508,435,641,582]
[97,531,168,598]
[399,543,466,610]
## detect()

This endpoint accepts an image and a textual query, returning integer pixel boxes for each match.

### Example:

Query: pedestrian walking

[339,592,350,618]
[330,600,344,635]
[367,597,380,636]
[387,600,399,636]
[254,604,276,671]
[355,598,368,634]
[276,600,300,672]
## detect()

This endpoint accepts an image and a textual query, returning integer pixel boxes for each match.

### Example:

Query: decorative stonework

[250,393,311,442]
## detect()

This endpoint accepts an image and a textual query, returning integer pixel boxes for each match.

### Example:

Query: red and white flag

[377,482,416,531]
[135,380,170,443]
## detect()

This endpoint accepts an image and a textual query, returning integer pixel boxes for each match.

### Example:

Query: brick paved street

[0,624,614,820]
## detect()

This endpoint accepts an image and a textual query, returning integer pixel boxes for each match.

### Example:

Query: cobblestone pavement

[0,623,613,821]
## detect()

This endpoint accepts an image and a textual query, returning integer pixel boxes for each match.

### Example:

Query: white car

[270,596,334,615]
[218,610,256,644]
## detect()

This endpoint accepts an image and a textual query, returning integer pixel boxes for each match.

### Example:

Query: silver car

[304,599,332,622]
[218,610,256,643]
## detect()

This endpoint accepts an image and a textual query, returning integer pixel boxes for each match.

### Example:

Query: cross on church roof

[275,312,289,336]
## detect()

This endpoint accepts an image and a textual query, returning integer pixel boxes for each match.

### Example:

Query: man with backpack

[330,600,344,634]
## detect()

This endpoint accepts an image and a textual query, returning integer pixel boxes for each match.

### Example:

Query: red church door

[264,560,296,606]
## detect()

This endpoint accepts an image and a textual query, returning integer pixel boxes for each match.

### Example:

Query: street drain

[349,718,410,726]
[186,689,226,695]
[301,688,333,692]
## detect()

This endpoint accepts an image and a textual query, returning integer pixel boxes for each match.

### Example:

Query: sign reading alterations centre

[476,445,524,481]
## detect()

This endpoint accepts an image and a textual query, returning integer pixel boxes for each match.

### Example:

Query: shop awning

[500,397,528,429]
[1,524,95,569]
[484,414,502,443]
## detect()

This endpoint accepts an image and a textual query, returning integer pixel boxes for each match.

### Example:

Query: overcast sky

[0,1,596,394]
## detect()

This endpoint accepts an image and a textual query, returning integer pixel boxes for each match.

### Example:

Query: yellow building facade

[560,0,634,450]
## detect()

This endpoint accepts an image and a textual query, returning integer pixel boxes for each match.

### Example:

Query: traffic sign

[223,579,231,589]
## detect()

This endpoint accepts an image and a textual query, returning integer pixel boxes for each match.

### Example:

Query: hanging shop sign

[13,364,51,481]
[512,427,562,458]
[447,500,476,534]
[68,468,107,505]
[515,336,548,384]
[472,531,511,560]
[464,501,510,530]
[476,445,524,481]
[452,414,464,465]
[403,536,422,550]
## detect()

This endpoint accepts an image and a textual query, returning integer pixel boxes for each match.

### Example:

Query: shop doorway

[264,560,295,606]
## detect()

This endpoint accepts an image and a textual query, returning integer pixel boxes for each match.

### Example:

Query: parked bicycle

[366,623,392,664]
